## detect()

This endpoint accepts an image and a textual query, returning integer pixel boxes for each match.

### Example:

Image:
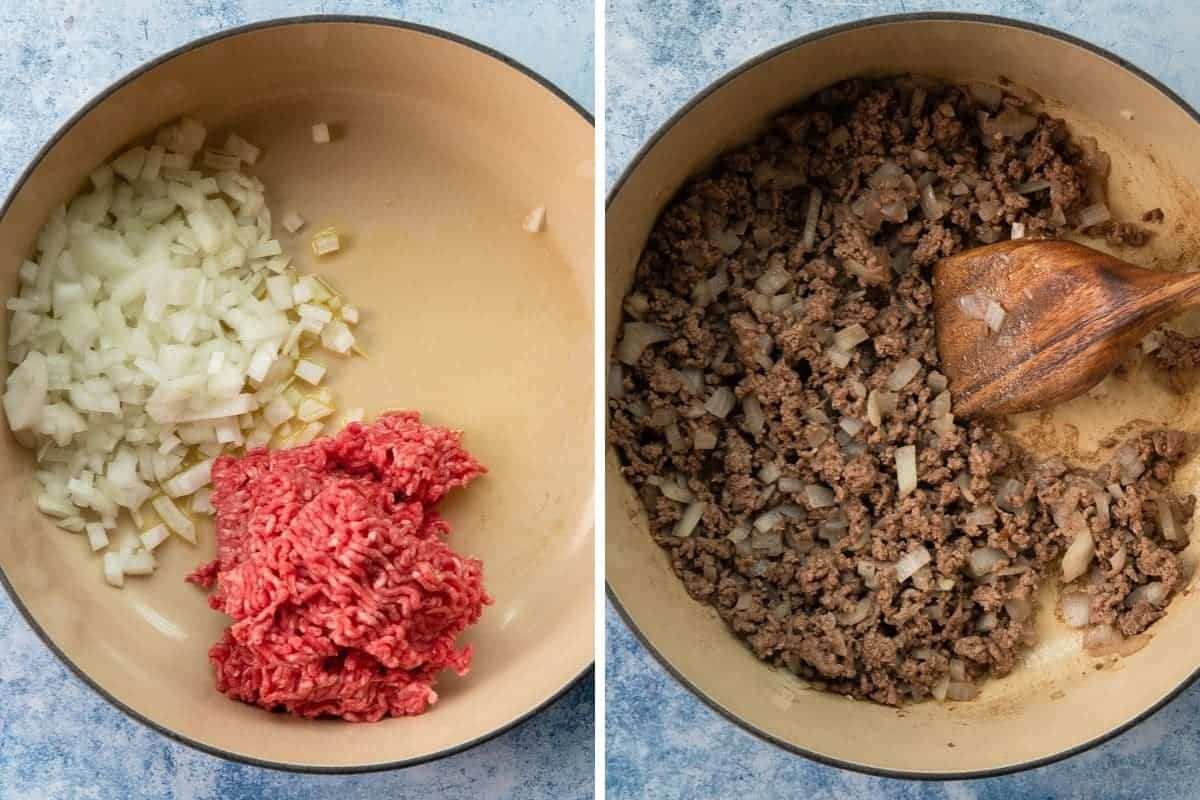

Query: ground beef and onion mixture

[609,77,1194,705]
[188,411,490,721]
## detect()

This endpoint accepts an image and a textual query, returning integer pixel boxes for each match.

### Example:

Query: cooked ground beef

[610,77,1194,705]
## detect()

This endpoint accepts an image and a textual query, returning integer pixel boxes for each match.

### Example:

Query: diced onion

[887,358,921,391]
[754,265,790,295]
[140,523,170,551]
[754,507,785,533]
[311,228,340,256]
[85,522,109,551]
[741,395,765,436]
[704,387,736,419]
[757,462,781,485]
[1060,592,1091,627]
[103,552,124,587]
[1004,596,1033,622]
[984,299,1006,332]
[895,445,917,497]
[1061,529,1095,583]
[895,545,932,583]
[1158,501,1180,541]
[967,547,1006,578]
[958,293,990,321]
[152,495,195,543]
[616,322,671,365]
[294,359,325,385]
[1127,581,1168,608]
[1084,623,1125,656]
[802,188,822,251]
[946,681,979,702]
[804,484,835,508]
[1078,202,1112,228]
[833,324,869,351]
[3,117,366,583]
[673,501,706,538]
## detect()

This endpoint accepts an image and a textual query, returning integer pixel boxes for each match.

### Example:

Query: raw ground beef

[187,411,490,721]
[610,77,1194,705]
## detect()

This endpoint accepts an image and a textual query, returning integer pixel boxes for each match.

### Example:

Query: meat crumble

[609,77,1194,705]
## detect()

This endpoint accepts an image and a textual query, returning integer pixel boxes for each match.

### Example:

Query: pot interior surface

[607,17,1200,776]
[0,20,593,769]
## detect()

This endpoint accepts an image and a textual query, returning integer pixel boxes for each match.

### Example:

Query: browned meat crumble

[609,77,1194,705]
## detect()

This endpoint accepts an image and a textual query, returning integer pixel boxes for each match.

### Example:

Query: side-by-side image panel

[0,2,594,797]
[606,3,1200,798]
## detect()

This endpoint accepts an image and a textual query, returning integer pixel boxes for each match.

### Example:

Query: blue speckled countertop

[606,1,1200,798]
[0,2,593,798]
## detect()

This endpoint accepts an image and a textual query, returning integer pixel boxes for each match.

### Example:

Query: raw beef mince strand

[609,77,1193,705]
[188,411,490,721]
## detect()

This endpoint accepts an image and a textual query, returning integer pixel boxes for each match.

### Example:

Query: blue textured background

[606,2,1200,798]
[0,2,593,798]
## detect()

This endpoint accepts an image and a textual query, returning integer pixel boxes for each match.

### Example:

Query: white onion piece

[895,545,932,583]
[968,547,1006,577]
[163,458,213,497]
[958,293,990,321]
[827,348,852,369]
[1084,623,1125,655]
[727,523,750,543]
[833,324,869,352]
[920,184,943,221]
[866,390,883,427]
[673,502,706,538]
[887,358,921,391]
[1004,596,1032,622]
[103,552,124,588]
[1060,592,1091,628]
[755,265,790,295]
[1158,501,1180,541]
[839,417,863,437]
[983,300,1006,332]
[932,674,950,701]
[742,395,765,436]
[754,507,785,533]
[1078,202,1112,228]
[946,681,979,701]
[1016,178,1050,194]
[152,495,194,543]
[85,522,109,551]
[895,445,917,497]
[617,322,671,365]
[140,523,170,551]
[836,596,873,627]
[1061,529,1095,583]
[1127,581,1168,608]
[778,477,804,493]
[705,387,736,419]
[801,188,822,251]
[757,462,781,485]
[804,484,835,508]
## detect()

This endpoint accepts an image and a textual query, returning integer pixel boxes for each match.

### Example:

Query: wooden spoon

[932,239,1200,417]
